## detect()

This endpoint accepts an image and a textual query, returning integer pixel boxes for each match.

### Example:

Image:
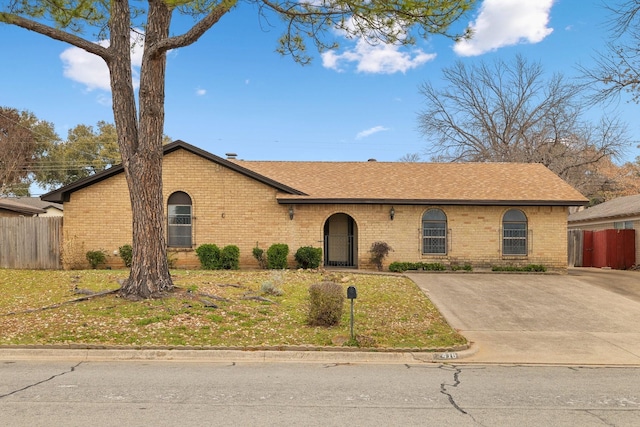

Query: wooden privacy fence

[568,228,635,269]
[567,229,583,267]
[0,217,62,269]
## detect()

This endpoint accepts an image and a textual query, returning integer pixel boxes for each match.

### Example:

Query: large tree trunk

[109,0,174,298]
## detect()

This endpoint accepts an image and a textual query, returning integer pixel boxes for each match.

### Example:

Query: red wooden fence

[582,229,635,269]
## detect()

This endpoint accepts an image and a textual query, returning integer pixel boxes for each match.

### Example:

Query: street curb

[0,343,478,364]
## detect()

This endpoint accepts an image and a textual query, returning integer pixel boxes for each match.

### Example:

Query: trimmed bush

[118,244,133,268]
[451,263,473,272]
[220,245,240,270]
[294,246,323,269]
[369,241,393,271]
[86,250,106,269]
[492,264,546,272]
[307,281,344,326]
[195,244,221,270]
[252,244,267,269]
[267,243,289,269]
[388,262,447,273]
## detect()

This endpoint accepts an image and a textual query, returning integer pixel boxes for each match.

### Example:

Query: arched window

[168,191,192,247]
[502,209,527,255]
[422,209,447,254]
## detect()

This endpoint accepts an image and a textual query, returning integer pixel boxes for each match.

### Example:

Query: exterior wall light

[390,207,395,220]
[289,206,294,220]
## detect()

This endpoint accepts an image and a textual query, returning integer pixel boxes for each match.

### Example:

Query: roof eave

[40,140,307,203]
[277,198,589,206]
[568,212,640,223]
[0,204,46,215]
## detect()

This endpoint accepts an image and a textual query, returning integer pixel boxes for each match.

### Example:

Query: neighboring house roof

[0,198,46,215]
[41,139,589,206]
[568,194,640,223]
[11,197,63,212]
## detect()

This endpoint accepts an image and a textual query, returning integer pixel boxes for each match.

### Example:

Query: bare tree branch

[418,55,631,199]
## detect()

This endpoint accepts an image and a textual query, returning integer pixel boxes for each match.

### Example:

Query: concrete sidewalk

[407,269,640,365]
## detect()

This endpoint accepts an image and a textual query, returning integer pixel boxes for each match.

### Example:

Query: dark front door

[324,214,357,267]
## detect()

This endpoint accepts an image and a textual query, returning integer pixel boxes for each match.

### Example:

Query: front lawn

[0,269,466,350]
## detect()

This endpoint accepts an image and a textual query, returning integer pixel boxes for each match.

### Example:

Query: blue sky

[1,0,639,173]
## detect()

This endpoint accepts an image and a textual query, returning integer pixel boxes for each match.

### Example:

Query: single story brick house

[41,140,587,271]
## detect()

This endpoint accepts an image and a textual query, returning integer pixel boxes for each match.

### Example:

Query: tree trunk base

[119,276,174,300]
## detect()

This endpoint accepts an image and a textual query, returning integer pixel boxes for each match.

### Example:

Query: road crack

[439,365,486,426]
[585,410,616,427]
[0,362,83,399]
[439,365,467,414]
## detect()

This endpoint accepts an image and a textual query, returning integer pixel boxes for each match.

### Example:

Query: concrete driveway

[407,268,640,365]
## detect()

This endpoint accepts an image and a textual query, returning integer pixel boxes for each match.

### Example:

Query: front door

[324,213,357,267]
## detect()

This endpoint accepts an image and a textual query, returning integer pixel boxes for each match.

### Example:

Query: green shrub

[388,261,447,272]
[307,281,344,326]
[389,261,410,272]
[220,245,240,270]
[252,244,267,269]
[492,264,546,272]
[118,244,133,268]
[86,250,106,269]
[369,241,393,271]
[450,263,473,272]
[294,246,323,269]
[267,243,289,269]
[195,244,221,270]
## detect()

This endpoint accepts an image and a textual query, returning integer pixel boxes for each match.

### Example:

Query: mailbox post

[347,286,357,341]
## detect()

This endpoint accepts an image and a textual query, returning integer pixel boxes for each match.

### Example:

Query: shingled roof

[568,194,640,223]
[41,140,588,206]
[231,160,588,206]
[10,197,62,212]
[0,198,46,215]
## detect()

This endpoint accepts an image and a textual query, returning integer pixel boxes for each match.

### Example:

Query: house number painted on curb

[439,353,458,359]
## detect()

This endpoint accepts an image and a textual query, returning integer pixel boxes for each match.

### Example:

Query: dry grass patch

[0,269,466,350]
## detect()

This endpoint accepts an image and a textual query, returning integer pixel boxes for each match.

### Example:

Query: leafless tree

[398,153,422,162]
[579,1,640,104]
[417,55,630,199]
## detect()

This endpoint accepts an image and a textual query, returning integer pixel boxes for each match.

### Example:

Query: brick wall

[61,149,570,271]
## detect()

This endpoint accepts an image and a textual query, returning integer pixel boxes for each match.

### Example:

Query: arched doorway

[323,213,358,267]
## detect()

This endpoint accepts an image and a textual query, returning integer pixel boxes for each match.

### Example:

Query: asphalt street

[1,360,639,426]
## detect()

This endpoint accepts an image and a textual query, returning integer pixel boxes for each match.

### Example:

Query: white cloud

[322,17,437,74]
[323,39,436,74]
[196,88,207,96]
[356,125,389,139]
[60,31,144,92]
[454,0,555,56]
